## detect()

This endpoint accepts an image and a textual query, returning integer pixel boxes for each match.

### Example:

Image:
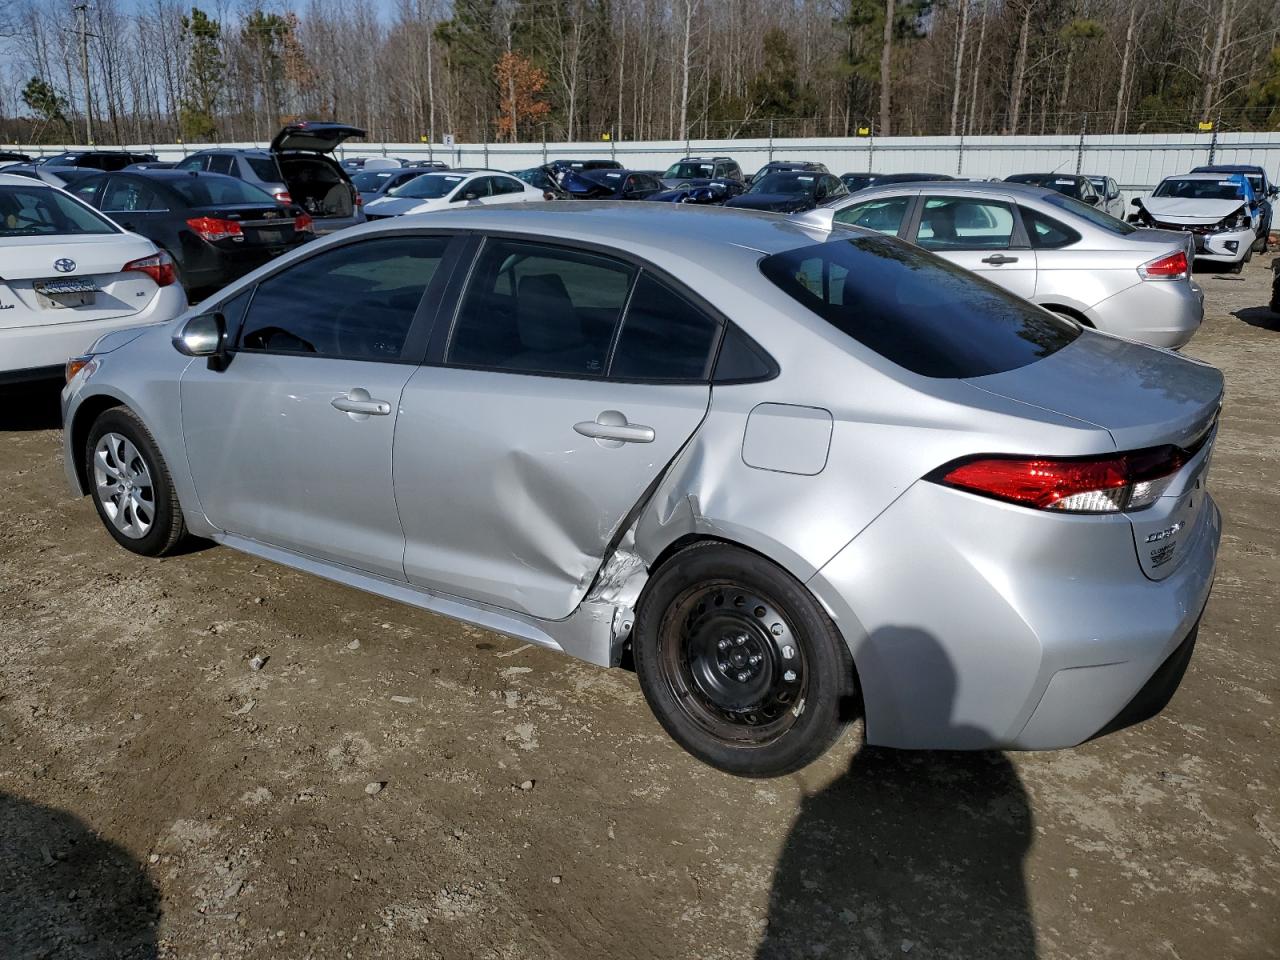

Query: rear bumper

[0,285,185,375]
[807,480,1220,751]
[1090,278,1203,349]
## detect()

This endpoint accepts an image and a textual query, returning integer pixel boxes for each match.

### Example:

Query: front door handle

[981,253,1019,265]
[574,410,655,446]
[331,387,391,419]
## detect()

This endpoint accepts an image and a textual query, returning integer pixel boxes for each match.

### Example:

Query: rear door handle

[574,410,655,445]
[331,387,391,418]
[981,253,1019,264]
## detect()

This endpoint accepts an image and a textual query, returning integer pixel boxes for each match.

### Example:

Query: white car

[363,170,544,219]
[1131,173,1259,272]
[0,172,186,384]
[1085,175,1126,219]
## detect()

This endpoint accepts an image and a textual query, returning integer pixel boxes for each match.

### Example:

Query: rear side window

[246,157,282,181]
[1020,206,1081,249]
[759,237,1079,379]
[448,239,635,377]
[238,236,446,361]
[609,274,720,381]
[206,155,235,175]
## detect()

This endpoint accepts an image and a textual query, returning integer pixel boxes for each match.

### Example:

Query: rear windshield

[759,237,1079,379]
[1154,178,1245,201]
[1042,192,1136,234]
[0,184,117,236]
[170,176,276,207]
[246,157,281,182]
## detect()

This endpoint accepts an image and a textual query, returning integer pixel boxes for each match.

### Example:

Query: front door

[395,238,719,621]
[912,194,1037,299]
[180,234,453,580]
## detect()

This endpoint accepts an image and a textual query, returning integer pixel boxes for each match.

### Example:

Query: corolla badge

[1145,521,1184,544]
[53,258,76,273]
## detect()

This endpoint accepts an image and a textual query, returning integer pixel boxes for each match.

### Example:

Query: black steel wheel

[634,542,857,777]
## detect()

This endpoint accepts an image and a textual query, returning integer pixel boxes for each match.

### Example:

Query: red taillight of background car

[272,189,293,204]
[186,216,244,242]
[935,445,1192,513]
[121,251,177,288]
[294,212,314,233]
[355,192,363,207]
[1138,250,1189,281]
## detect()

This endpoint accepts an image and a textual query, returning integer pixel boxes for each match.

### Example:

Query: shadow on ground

[1233,306,1280,331]
[758,627,1036,959]
[0,380,63,432]
[0,791,159,959]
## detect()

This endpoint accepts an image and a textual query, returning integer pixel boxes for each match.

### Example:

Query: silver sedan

[62,203,1222,777]
[793,179,1205,348]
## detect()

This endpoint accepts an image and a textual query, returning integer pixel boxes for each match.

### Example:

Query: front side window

[175,155,206,172]
[101,177,168,212]
[610,274,720,381]
[915,197,1016,250]
[238,236,447,361]
[448,239,635,377]
[0,184,118,237]
[834,196,911,235]
[759,237,1079,379]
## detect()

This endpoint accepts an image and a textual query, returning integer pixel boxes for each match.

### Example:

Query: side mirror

[1130,197,1141,207]
[173,312,229,370]
[1270,186,1279,198]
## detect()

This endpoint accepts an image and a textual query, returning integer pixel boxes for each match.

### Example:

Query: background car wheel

[85,407,187,557]
[633,542,857,778]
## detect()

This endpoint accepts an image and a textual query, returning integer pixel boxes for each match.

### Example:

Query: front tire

[85,407,187,556]
[633,543,857,778]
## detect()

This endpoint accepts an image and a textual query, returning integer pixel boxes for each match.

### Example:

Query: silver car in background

[62,204,1221,778]
[793,180,1204,348]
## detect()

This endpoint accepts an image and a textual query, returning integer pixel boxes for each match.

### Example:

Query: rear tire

[85,407,187,557]
[633,542,857,778]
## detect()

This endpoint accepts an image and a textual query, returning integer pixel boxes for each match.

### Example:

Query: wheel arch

[68,393,129,494]
[1038,302,1095,327]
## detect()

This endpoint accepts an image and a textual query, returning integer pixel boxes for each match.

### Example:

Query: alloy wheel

[92,432,155,540]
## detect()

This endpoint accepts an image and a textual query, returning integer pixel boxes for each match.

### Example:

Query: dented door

[394,367,710,620]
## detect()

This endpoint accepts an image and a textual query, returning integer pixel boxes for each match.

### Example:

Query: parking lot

[1,259,1277,959]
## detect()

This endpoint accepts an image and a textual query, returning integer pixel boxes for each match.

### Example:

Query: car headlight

[1218,209,1250,231]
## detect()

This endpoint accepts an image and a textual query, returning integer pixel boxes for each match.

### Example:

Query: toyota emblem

[53,258,76,273]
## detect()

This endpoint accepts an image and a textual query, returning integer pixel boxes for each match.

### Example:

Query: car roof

[0,172,56,187]
[836,178,1057,199]
[1192,164,1264,174]
[1165,172,1248,181]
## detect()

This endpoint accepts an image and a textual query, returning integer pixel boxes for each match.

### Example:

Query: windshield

[760,237,1079,378]
[1154,178,1246,201]
[171,176,277,206]
[665,161,717,179]
[0,183,118,236]
[352,170,395,192]
[749,173,815,196]
[395,174,465,199]
[1042,192,1136,234]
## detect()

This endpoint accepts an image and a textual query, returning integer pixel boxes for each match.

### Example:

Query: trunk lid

[0,232,160,328]
[962,330,1222,451]
[189,202,306,248]
[270,121,366,155]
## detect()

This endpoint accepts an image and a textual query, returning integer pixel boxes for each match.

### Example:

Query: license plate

[34,277,98,308]
[254,229,286,244]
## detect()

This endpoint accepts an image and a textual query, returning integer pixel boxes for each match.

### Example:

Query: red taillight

[936,445,1193,513]
[186,216,244,242]
[272,189,293,205]
[355,191,364,207]
[122,251,177,288]
[1138,250,1189,281]
[294,212,314,233]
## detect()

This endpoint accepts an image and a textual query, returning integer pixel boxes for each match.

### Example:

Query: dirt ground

[1,260,1277,960]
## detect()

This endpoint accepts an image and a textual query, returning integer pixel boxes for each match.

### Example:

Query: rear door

[910,193,1036,298]
[395,237,718,620]
[98,175,171,236]
[180,233,458,579]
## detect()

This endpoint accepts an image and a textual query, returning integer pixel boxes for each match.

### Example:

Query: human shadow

[0,379,63,431]
[0,791,159,959]
[1233,306,1280,331]
[757,628,1036,959]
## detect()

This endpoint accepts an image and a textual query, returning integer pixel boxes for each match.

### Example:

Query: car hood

[964,330,1222,451]
[726,193,813,213]
[271,121,366,154]
[1140,197,1245,223]
[364,196,443,216]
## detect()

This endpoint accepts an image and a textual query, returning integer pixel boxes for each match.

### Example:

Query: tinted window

[609,274,720,381]
[101,177,169,212]
[492,175,525,195]
[448,239,635,377]
[1020,206,1081,249]
[175,155,206,172]
[759,237,1079,379]
[238,236,446,361]
[170,176,275,207]
[714,325,776,382]
[246,157,281,182]
[0,184,118,236]
[207,154,235,175]
[915,197,1016,250]
[835,196,910,234]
